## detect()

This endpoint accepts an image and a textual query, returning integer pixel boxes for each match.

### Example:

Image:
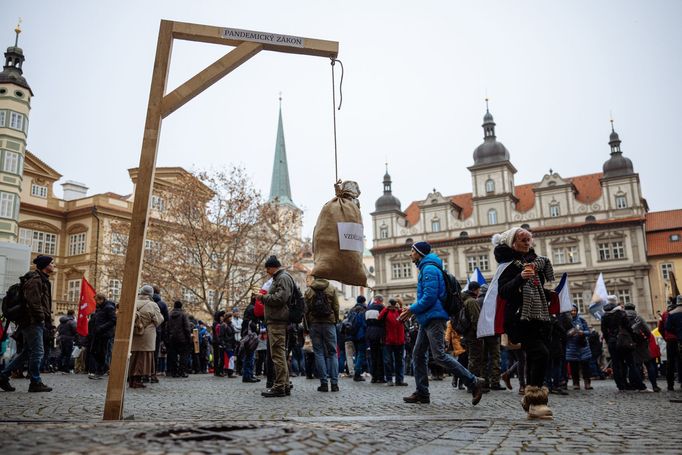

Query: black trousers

[666,340,681,388]
[168,341,190,376]
[521,322,550,388]
[368,340,385,381]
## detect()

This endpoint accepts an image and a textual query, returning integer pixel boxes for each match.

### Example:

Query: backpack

[453,306,470,334]
[440,268,463,318]
[310,289,333,318]
[2,274,30,324]
[344,309,361,337]
[288,283,305,324]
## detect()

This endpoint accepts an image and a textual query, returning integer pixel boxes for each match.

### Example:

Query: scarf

[517,255,555,322]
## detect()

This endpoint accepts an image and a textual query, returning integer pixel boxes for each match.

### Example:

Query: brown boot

[526,386,553,419]
[521,386,540,412]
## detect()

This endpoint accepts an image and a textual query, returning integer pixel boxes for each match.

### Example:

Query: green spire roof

[268,100,297,209]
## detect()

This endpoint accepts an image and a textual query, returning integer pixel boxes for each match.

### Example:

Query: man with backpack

[304,276,340,392]
[398,242,484,405]
[259,255,295,397]
[0,255,55,393]
[348,295,368,381]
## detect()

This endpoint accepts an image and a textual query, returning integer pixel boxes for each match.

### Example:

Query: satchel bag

[238,327,259,354]
[134,302,149,336]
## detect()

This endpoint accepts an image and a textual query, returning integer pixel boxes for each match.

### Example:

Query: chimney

[61,180,88,201]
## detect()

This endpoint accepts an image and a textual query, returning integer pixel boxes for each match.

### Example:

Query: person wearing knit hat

[264,255,282,269]
[399,238,484,405]
[0,255,56,393]
[129,282,163,388]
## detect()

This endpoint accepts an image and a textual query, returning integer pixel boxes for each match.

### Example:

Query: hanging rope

[331,58,344,182]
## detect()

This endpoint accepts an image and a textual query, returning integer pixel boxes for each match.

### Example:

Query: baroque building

[371,104,655,321]
[646,209,682,313]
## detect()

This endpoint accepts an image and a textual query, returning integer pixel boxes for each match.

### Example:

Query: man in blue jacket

[399,241,484,405]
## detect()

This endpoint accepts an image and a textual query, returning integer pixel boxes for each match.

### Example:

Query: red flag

[76,276,97,337]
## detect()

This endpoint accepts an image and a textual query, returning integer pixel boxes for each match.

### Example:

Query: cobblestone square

[1,373,680,454]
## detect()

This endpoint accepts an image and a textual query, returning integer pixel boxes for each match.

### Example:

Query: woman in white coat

[129,285,163,388]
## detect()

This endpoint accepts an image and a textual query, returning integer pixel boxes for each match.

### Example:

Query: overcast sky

[4,1,681,244]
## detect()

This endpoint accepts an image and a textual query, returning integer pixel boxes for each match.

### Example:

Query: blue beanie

[356,295,366,304]
[411,241,431,257]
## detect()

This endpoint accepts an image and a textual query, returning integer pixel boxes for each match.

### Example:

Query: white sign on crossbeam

[221,28,305,48]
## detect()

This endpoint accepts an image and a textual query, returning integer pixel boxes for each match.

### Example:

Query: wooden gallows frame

[103,19,339,420]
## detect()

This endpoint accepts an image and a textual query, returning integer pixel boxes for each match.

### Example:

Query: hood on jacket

[170,308,184,319]
[59,315,74,324]
[310,278,330,291]
[604,303,622,313]
[417,252,443,270]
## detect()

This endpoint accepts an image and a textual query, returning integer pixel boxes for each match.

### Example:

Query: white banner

[221,28,304,48]
[337,222,364,252]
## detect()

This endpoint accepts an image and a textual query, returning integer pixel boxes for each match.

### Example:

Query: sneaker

[403,392,430,404]
[317,383,329,392]
[28,382,53,393]
[471,378,484,406]
[0,375,15,392]
[88,373,95,379]
[638,388,653,393]
[331,384,339,392]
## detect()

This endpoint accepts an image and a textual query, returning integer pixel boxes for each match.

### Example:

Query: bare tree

[105,166,301,316]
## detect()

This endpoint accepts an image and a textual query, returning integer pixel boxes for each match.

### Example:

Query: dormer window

[485,179,495,193]
[431,218,441,233]
[487,209,498,225]
[31,183,48,198]
[549,203,560,218]
[615,195,627,209]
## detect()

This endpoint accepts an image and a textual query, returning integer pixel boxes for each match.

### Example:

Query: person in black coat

[220,313,237,378]
[166,301,192,377]
[90,294,117,378]
[212,311,226,376]
[151,286,169,383]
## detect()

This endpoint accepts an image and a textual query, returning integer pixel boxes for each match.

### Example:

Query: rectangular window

[0,111,5,127]
[598,243,611,261]
[379,226,388,239]
[108,279,121,301]
[9,112,23,130]
[616,195,627,209]
[431,220,441,233]
[467,255,490,272]
[0,192,15,218]
[571,293,586,314]
[68,232,87,256]
[111,233,127,255]
[182,287,196,303]
[616,288,632,305]
[3,151,19,173]
[553,248,566,265]
[151,195,165,212]
[661,263,674,281]
[467,256,477,273]
[19,228,57,255]
[67,279,81,303]
[478,255,489,272]
[549,205,560,217]
[567,246,580,264]
[612,241,625,259]
[391,262,412,279]
[31,183,48,198]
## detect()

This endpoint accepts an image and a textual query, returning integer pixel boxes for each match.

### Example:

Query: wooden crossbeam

[102,19,339,420]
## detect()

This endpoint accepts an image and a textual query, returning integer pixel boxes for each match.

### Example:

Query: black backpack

[310,289,333,318]
[288,283,305,324]
[2,274,30,324]
[440,269,463,318]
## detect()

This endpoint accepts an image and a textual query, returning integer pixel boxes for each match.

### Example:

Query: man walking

[260,255,295,397]
[399,242,483,405]
[304,276,340,392]
[0,255,55,392]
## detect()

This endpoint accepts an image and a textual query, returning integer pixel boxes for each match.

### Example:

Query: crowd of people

[2,231,682,421]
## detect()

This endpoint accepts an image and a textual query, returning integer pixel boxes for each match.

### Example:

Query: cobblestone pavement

[1,373,681,454]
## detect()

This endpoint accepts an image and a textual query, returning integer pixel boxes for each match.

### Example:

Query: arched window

[488,209,498,225]
[485,179,495,193]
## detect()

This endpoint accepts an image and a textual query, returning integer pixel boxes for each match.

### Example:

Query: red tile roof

[646,209,682,232]
[403,172,604,226]
[647,231,682,256]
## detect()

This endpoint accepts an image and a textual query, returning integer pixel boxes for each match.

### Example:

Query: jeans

[310,323,339,385]
[383,344,404,383]
[59,339,73,372]
[353,340,367,377]
[243,350,255,379]
[2,324,44,383]
[413,319,476,396]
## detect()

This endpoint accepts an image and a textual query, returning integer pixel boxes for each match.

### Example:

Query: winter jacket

[601,304,629,342]
[21,270,52,326]
[304,278,340,325]
[220,321,237,351]
[131,296,163,352]
[93,299,117,339]
[365,301,386,342]
[378,305,405,345]
[262,269,295,323]
[445,320,466,356]
[625,308,652,362]
[348,303,367,341]
[152,293,169,336]
[409,252,448,326]
[461,290,480,340]
[565,314,592,362]
[167,308,192,345]
[57,315,77,342]
[659,310,678,342]
[241,303,260,336]
[666,305,682,343]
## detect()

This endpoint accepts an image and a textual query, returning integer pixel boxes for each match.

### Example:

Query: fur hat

[411,241,431,257]
[264,255,281,268]
[32,255,53,270]
[492,227,521,247]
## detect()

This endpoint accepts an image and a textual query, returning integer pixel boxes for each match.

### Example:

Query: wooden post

[102,19,338,420]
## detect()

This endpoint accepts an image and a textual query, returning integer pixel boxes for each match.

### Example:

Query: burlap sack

[312,181,367,287]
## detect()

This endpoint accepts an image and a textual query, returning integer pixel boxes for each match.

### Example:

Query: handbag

[238,327,259,354]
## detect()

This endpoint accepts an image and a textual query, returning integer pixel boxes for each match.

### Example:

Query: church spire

[0,20,32,95]
[268,95,297,208]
